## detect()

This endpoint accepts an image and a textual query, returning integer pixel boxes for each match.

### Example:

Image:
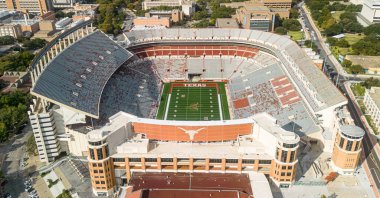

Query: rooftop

[346,55,380,69]
[368,87,380,108]
[215,18,239,29]
[32,30,133,118]
[340,125,365,138]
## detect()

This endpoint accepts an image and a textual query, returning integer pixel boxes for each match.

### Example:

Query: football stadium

[28,21,366,197]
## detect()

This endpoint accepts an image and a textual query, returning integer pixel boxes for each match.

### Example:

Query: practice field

[156,82,230,121]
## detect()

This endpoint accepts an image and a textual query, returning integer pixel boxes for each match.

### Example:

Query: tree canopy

[0,91,31,142]
[0,51,34,75]
[0,36,15,46]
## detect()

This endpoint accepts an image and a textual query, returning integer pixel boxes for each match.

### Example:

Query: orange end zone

[169,83,220,94]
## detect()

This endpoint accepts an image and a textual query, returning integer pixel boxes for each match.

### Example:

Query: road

[299,3,380,81]
[0,125,36,198]
[299,2,380,194]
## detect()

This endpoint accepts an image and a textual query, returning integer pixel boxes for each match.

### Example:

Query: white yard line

[218,94,223,120]
[164,94,171,120]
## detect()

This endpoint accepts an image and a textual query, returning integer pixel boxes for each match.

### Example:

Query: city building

[364,87,380,130]
[222,0,292,9]
[145,9,183,23]
[0,0,52,14]
[0,23,22,38]
[142,0,195,16]
[51,0,76,8]
[133,16,171,28]
[33,20,58,41]
[235,6,276,31]
[358,0,380,26]
[215,18,239,29]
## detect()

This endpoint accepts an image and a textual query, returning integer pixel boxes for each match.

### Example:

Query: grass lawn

[288,31,304,41]
[351,84,365,96]
[331,11,344,21]
[156,82,230,121]
[344,33,365,45]
[331,46,350,58]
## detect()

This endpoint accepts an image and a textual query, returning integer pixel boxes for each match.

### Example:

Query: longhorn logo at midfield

[177,127,205,141]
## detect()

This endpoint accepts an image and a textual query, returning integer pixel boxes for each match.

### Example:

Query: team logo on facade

[177,127,205,141]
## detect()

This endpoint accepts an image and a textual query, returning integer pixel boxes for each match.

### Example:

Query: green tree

[0,122,7,142]
[22,38,47,50]
[57,190,72,198]
[192,20,210,28]
[362,77,380,88]
[192,10,209,20]
[275,27,288,35]
[0,36,16,45]
[324,23,343,36]
[342,59,352,68]
[364,23,380,35]
[350,64,364,74]
[0,51,34,74]
[282,19,301,31]
[289,8,300,19]
[27,134,37,156]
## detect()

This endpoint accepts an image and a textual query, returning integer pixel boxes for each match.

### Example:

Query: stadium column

[173,157,178,171]
[205,159,210,171]
[141,157,146,170]
[157,157,162,170]
[221,158,226,172]
[125,157,131,181]
[238,159,243,172]
[189,158,194,171]
[254,159,259,171]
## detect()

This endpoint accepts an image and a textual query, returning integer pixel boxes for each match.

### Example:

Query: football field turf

[156,83,230,121]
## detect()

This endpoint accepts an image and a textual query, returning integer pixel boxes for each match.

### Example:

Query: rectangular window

[90,149,95,160]
[346,140,353,151]
[129,158,141,162]
[259,160,272,164]
[354,141,360,151]
[281,150,288,162]
[105,145,110,157]
[209,159,222,163]
[226,159,238,164]
[93,163,97,167]
[101,181,105,184]
[94,170,98,173]
[286,172,291,176]
[281,172,285,176]
[145,158,157,162]
[97,148,103,160]
[113,158,125,162]
[289,151,296,162]
[161,158,173,162]
[282,166,287,170]
[339,137,344,148]
[242,159,255,164]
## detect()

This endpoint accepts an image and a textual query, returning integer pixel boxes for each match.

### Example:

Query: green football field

[156,83,230,121]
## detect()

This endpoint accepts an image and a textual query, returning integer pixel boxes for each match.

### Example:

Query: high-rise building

[358,0,380,26]
[0,0,52,14]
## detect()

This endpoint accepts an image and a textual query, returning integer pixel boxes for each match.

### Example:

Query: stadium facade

[28,21,364,197]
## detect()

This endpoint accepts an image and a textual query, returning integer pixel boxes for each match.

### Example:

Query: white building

[142,0,194,16]
[29,109,62,162]
[52,0,76,8]
[358,0,380,27]
[364,87,380,130]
